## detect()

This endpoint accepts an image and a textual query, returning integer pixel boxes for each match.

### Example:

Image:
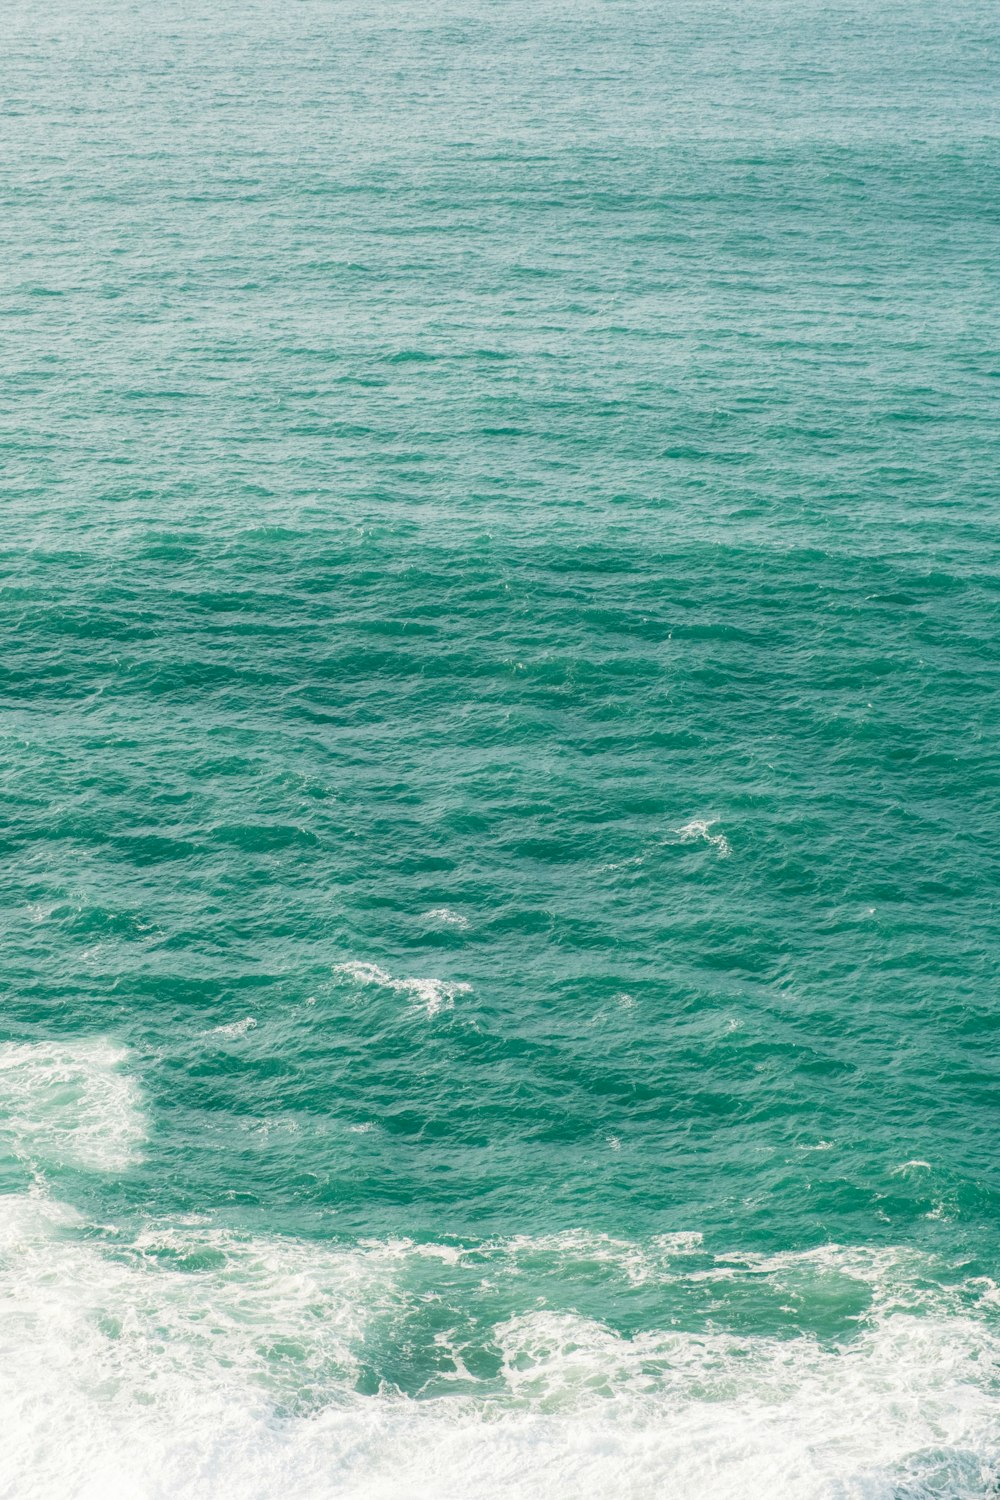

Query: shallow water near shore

[2,0,999,1494]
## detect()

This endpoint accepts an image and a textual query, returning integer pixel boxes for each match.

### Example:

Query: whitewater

[2,1042,999,1499]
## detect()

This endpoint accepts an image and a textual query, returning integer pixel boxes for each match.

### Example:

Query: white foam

[0,1211,996,1499]
[423,909,470,929]
[208,1017,258,1040]
[333,961,471,1018]
[676,818,732,857]
[0,1039,144,1174]
[597,855,645,872]
[485,1228,705,1287]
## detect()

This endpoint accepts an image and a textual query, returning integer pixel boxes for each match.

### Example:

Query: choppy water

[2,0,1000,1495]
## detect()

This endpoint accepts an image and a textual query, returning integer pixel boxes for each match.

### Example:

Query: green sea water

[2,0,999,1494]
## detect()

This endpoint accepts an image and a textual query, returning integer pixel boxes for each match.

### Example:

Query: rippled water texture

[2,0,999,1494]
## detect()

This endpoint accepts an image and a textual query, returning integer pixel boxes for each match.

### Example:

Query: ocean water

[2,0,999,1494]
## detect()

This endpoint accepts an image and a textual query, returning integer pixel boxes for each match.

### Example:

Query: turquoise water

[2,0,1000,1494]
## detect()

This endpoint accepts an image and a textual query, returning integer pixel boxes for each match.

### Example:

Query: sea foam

[333,962,471,1018]
[0,1039,144,1175]
[675,819,732,857]
[0,1207,996,1500]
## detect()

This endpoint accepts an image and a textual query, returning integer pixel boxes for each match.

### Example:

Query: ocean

[2,0,999,1494]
